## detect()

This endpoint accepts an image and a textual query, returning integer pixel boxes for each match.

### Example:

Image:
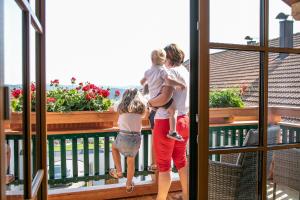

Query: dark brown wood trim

[210,42,265,52]
[267,143,300,150]
[198,0,209,199]
[35,0,47,199]
[189,0,199,198]
[269,47,300,54]
[209,146,264,155]
[209,143,300,155]
[48,180,181,200]
[15,0,43,34]
[22,7,32,199]
[210,43,300,54]
[259,0,269,199]
[0,0,6,199]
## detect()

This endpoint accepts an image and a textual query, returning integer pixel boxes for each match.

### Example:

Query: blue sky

[4,0,300,86]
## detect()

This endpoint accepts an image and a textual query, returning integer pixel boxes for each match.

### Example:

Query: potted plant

[209,88,245,124]
[9,77,122,131]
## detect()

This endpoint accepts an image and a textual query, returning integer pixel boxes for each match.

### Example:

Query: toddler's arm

[140,77,147,86]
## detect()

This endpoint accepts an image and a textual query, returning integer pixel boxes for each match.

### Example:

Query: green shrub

[209,88,244,108]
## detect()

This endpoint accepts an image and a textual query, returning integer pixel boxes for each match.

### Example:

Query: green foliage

[209,88,244,108]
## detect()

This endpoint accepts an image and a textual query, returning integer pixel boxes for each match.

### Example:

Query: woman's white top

[155,65,190,119]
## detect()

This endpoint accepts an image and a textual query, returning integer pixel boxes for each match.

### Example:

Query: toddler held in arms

[140,49,185,141]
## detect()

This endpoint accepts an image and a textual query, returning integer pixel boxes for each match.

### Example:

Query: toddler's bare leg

[167,102,176,133]
[148,86,174,107]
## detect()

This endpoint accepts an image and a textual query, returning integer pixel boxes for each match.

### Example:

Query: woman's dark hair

[164,43,185,66]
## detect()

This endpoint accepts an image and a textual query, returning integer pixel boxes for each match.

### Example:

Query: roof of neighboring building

[282,0,300,6]
[207,33,300,107]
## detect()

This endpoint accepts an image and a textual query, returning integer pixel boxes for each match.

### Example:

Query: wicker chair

[209,125,280,200]
[273,148,300,200]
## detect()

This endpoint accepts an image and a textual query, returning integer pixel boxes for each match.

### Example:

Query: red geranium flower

[71,77,76,84]
[11,78,114,112]
[82,85,90,92]
[85,93,92,101]
[47,97,56,103]
[50,79,59,86]
[101,89,110,98]
[115,90,120,97]
[89,84,97,90]
[31,83,36,92]
[11,88,22,99]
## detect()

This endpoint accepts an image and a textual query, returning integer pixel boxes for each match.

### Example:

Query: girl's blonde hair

[151,49,166,65]
[117,88,146,114]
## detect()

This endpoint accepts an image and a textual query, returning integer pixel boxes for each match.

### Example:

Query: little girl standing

[109,88,146,193]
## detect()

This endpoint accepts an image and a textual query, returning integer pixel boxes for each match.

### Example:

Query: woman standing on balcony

[148,43,189,200]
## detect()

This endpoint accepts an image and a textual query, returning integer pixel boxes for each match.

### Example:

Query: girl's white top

[113,92,147,132]
[155,65,190,119]
[117,113,143,133]
[144,65,168,98]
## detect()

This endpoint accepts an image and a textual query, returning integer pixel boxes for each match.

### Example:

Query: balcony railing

[4,106,300,199]
[6,129,153,186]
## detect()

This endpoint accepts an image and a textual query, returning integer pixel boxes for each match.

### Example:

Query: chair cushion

[237,125,280,166]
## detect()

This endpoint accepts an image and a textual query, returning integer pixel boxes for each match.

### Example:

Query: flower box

[9,111,150,131]
[209,107,259,124]
[10,111,118,131]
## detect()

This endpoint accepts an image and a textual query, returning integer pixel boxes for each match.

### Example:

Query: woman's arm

[164,75,186,90]
[148,86,174,107]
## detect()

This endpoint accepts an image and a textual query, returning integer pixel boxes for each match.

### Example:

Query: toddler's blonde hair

[151,49,166,66]
[117,89,146,114]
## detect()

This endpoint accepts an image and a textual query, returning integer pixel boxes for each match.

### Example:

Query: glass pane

[210,0,260,45]
[4,0,24,196]
[266,149,300,200]
[209,49,259,149]
[209,152,258,199]
[269,0,300,49]
[46,0,189,196]
[268,53,300,145]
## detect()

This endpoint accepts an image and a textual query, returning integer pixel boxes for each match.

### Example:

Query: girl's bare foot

[126,181,135,193]
[109,168,123,179]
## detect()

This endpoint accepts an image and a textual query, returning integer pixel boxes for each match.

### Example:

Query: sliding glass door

[197,0,300,199]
